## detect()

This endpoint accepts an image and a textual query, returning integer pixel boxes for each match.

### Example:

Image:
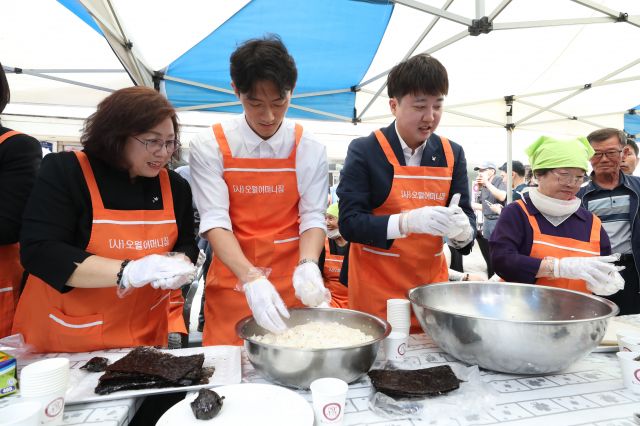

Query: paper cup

[617,332,640,352]
[0,401,42,426]
[616,351,640,395]
[387,299,410,330]
[20,358,69,425]
[384,331,408,361]
[310,377,348,425]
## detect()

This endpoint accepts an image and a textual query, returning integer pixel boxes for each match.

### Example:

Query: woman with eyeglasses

[12,87,199,353]
[489,136,624,295]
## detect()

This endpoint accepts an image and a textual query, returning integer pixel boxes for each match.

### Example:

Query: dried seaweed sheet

[368,365,461,398]
[80,357,109,372]
[94,347,213,395]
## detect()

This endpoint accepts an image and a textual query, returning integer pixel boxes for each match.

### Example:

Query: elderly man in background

[622,138,639,175]
[578,128,640,315]
[472,161,506,278]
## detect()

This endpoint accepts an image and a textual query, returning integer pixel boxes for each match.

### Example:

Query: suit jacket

[336,122,476,254]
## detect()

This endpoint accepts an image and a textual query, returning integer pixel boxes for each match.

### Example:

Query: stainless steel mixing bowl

[236,308,391,389]
[408,281,619,374]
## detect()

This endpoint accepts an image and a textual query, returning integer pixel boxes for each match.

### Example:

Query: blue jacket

[336,122,476,253]
[577,171,640,282]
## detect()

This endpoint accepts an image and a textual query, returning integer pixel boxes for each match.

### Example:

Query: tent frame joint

[617,12,629,22]
[350,85,360,93]
[469,16,492,36]
[152,71,164,91]
[505,123,515,131]
[629,109,637,115]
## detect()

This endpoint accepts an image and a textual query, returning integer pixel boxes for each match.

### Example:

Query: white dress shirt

[386,125,427,239]
[189,115,328,236]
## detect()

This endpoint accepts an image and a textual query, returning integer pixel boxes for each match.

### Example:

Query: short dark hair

[81,87,179,168]
[0,63,10,114]
[499,160,526,177]
[626,138,639,156]
[230,35,297,97]
[586,128,625,147]
[387,54,448,99]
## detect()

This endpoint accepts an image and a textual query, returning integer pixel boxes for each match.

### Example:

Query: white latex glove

[150,270,195,290]
[446,193,473,243]
[244,278,290,334]
[292,262,331,307]
[556,255,625,296]
[404,206,454,236]
[120,254,196,289]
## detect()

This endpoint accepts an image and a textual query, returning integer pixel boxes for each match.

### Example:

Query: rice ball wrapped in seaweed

[191,388,225,420]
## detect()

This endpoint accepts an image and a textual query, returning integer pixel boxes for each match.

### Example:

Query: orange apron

[324,239,348,308]
[348,131,453,332]
[167,289,187,334]
[0,130,24,337]
[12,151,178,353]
[515,199,601,293]
[202,123,305,345]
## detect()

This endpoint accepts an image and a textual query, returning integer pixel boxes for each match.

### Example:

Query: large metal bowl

[236,308,390,389]
[408,281,619,374]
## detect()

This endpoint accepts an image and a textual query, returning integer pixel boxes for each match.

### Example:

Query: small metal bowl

[236,308,391,389]
[408,281,619,374]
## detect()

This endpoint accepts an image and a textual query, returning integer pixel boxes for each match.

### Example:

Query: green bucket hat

[326,203,339,218]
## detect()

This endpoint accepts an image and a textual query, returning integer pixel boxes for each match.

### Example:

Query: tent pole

[505,96,514,204]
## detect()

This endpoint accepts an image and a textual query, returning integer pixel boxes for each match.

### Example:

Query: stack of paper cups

[20,358,70,425]
[387,298,410,335]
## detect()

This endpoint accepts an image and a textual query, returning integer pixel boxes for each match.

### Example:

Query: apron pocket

[0,286,14,337]
[271,235,299,279]
[48,308,104,352]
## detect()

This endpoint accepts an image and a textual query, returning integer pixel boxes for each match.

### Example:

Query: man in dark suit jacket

[336,54,475,326]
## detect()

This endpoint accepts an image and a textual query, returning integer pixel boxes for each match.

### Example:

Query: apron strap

[515,199,542,235]
[0,130,22,144]
[74,151,106,211]
[158,169,174,213]
[374,130,401,167]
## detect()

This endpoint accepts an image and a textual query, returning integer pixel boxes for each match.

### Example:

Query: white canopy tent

[2,0,640,170]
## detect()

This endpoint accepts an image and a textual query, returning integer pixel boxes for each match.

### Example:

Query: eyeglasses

[591,150,622,161]
[132,136,181,154]
[550,170,586,186]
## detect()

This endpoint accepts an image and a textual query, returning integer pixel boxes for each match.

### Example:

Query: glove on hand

[121,254,196,289]
[404,206,454,236]
[244,278,289,333]
[292,262,331,307]
[556,255,625,296]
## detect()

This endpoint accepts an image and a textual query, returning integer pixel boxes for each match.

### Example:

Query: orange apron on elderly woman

[202,123,305,346]
[348,131,453,333]
[0,130,25,337]
[515,199,601,293]
[323,240,348,308]
[12,151,178,353]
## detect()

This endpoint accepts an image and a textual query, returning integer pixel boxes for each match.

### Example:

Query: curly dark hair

[81,87,179,168]
[230,35,297,97]
[0,63,10,114]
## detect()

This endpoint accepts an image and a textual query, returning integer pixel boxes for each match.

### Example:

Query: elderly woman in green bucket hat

[489,136,624,295]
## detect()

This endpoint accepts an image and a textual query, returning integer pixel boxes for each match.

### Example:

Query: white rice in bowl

[252,321,374,349]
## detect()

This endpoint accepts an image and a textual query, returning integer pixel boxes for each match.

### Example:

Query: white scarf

[527,187,581,227]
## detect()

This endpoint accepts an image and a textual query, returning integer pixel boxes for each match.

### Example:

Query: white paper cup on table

[19,358,69,425]
[617,332,640,352]
[310,377,348,425]
[616,351,640,394]
[387,299,411,332]
[384,331,408,361]
[0,401,42,426]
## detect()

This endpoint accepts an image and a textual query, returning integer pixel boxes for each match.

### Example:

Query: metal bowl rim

[407,281,619,325]
[235,307,391,351]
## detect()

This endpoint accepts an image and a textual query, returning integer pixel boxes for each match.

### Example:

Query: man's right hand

[243,278,290,333]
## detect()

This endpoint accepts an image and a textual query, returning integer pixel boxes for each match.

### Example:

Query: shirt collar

[394,122,426,157]
[238,115,287,154]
